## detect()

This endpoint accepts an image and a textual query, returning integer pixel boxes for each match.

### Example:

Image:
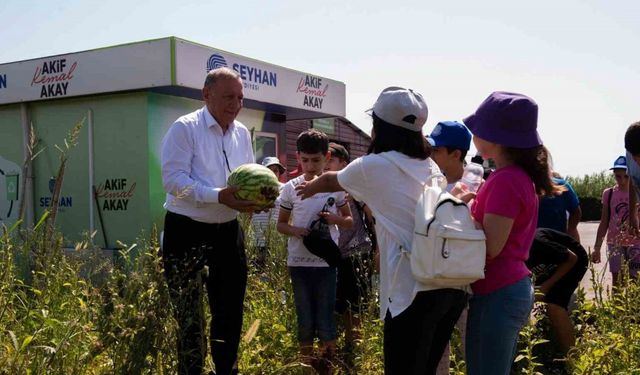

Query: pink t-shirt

[470,165,538,295]
[604,186,639,247]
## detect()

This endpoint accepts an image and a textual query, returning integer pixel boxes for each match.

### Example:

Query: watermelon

[227,163,280,209]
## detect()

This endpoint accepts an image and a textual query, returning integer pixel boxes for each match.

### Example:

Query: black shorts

[543,248,589,310]
[335,251,373,314]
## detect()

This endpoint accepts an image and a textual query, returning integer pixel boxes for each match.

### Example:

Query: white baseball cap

[367,86,428,132]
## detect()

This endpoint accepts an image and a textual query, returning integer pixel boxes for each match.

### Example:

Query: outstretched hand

[295,180,315,200]
[219,186,260,213]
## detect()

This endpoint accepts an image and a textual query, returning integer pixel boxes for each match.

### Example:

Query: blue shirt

[537,177,580,232]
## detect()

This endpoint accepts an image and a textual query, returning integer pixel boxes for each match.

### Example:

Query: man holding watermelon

[160,67,260,375]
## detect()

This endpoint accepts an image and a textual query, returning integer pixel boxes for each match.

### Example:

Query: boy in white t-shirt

[277,129,353,371]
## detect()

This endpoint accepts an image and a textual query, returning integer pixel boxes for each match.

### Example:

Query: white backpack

[410,174,486,287]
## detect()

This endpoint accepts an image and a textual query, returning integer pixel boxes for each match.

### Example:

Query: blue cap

[427,121,472,151]
[610,155,627,170]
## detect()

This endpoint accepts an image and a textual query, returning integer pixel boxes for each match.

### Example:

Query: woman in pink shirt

[463,92,560,375]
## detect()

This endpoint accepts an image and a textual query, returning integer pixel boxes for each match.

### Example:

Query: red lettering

[31,61,77,86]
[296,78,328,98]
[94,181,137,199]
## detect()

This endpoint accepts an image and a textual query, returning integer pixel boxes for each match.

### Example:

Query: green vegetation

[566,172,615,200]
[567,171,616,221]
[1,218,640,374]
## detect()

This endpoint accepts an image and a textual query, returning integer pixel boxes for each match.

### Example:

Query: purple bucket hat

[464,91,543,148]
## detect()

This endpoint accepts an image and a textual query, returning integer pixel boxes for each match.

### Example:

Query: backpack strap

[425,197,469,234]
[607,187,614,223]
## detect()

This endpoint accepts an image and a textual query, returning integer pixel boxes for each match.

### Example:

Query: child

[527,228,588,355]
[251,156,285,269]
[463,91,559,375]
[297,87,468,374]
[325,142,374,360]
[427,120,473,375]
[427,120,472,191]
[276,129,353,372]
[538,168,582,241]
[592,155,640,286]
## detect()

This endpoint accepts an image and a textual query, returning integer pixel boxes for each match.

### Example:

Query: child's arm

[318,203,353,229]
[295,171,343,199]
[567,206,582,242]
[276,208,309,238]
[537,250,578,298]
[592,190,611,263]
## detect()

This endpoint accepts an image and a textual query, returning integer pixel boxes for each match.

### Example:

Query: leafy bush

[569,265,640,374]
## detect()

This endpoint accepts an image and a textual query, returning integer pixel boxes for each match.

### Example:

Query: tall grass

[1,215,639,374]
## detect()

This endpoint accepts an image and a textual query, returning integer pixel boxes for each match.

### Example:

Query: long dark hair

[367,113,431,159]
[504,145,561,196]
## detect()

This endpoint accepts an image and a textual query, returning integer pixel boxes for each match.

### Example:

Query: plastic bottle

[459,161,484,193]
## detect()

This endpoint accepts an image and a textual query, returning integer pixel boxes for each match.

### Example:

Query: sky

[1,0,638,177]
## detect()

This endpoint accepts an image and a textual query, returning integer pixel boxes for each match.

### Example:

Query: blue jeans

[466,276,534,375]
[289,266,337,343]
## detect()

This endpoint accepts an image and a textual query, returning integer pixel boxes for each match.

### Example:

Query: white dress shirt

[161,106,254,223]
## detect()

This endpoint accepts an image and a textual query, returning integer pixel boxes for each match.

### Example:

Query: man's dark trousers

[162,211,247,375]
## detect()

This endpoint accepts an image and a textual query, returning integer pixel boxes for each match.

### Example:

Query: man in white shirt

[161,67,258,375]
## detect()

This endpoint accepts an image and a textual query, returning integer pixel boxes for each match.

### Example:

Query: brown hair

[503,145,561,197]
[297,129,329,155]
[625,121,640,156]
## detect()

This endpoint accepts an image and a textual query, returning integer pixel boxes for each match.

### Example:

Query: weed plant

[2,216,640,374]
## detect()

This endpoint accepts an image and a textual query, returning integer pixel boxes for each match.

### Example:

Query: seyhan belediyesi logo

[206,54,277,89]
[207,54,228,72]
